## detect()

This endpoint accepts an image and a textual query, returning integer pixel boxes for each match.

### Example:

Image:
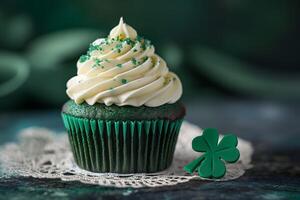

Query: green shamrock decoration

[184,128,240,179]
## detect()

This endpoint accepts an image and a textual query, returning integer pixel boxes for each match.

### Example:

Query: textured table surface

[0,100,299,200]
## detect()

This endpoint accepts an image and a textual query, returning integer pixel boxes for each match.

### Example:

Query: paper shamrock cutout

[184,128,240,179]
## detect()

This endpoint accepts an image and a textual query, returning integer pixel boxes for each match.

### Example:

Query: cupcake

[61,18,185,173]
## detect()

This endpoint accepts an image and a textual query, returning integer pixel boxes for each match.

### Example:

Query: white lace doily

[0,121,253,188]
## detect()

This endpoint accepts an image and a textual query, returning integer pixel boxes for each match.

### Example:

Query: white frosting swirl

[109,17,137,40]
[66,17,182,107]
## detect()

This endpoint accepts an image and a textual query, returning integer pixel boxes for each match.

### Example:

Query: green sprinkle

[109,87,114,90]
[87,44,103,55]
[116,43,122,48]
[94,58,102,65]
[79,55,89,63]
[114,43,123,53]
[88,44,97,52]
[92,58,104,68]
[116,64,122,68]
[121,79,128,84]
[131,58,137,65]
[143,56,148,62]
[133,49,137,52]
[173,77,176,81]
[124,38,134,46]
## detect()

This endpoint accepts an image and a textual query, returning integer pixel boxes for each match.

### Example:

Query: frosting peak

[66,18,183,107]
[109,17,137,40]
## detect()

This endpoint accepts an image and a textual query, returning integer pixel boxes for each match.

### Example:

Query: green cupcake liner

[61,113,183,173]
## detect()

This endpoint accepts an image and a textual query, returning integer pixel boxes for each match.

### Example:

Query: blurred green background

[0,0,300,111]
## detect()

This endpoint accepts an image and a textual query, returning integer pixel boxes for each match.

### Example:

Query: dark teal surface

[0,100,300,199]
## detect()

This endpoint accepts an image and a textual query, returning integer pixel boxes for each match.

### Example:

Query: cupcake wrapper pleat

[62,113,183,173]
